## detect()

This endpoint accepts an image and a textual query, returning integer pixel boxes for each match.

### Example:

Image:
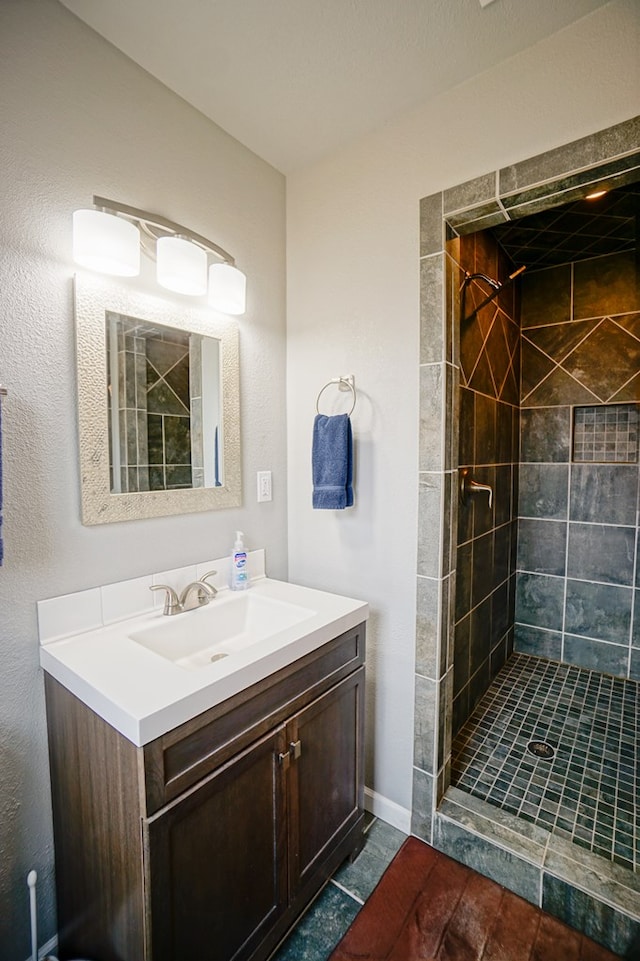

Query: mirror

[75,274,241,525]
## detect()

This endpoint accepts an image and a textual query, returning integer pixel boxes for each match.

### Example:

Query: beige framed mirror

[74,273,241,525]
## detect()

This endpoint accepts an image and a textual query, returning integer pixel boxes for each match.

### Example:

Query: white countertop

[40,577,368,746]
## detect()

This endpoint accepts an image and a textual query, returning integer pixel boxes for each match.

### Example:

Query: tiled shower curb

[433,788,640,957]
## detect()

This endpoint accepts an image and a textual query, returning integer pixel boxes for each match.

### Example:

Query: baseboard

[364,786,411,834]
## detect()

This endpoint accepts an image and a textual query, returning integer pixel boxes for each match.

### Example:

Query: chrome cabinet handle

[460,468,493,509]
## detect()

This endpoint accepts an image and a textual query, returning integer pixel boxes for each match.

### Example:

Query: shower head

[461,265,526,324]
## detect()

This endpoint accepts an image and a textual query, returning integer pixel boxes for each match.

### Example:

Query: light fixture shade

[208,263,247,315]
[73,209,140,276]
[156,236,208,296]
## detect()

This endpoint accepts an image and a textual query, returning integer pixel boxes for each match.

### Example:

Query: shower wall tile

[524,318,599,363]
[516,246,640,679]
[563,635,630,677]
[452,687,470,735]
[420,192,444,258]
[494,465,514,528]
[565,319,640,402]
[517,519,567,576]
[417,473,442,578]
[452,231,521,736]
[419,364,443,470]
[420,255,445,363]
[542,875,640,957]
[492,523,511,586]
[630,651,640,681]
[495,402,514,465]
[518,463,568,519]
[520,264,571,329]
[411,768,435,843]
[515,573,564,632]
[475,393,497,466]
[520,407,571,463]
[491,580,510,644]
[564,580,632,644]
[498,116,640,197]
[567,524,636,586]
[471,532,494,610]
[459,387,475,468]
[514,624,562,660]
[454,542,472,623]
[414,675,437,773]
[633,592,640,645]
[569,464,638,526]
[443,172,497,217]
[470,596,492,676]
[415,576,440,678]
[433,811,542,905]
[441,472,452,575]
[573,251,640,319]
[445,365,457,472]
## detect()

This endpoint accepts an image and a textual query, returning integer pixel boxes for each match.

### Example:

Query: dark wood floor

[328,837,621,960]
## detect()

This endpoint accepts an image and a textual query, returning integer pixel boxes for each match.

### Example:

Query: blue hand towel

[312,413,353,510]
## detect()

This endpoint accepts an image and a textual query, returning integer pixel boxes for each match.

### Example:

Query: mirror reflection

[106,313,223,493]
[74,274,241,526]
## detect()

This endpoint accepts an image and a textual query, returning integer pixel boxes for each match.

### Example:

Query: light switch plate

[257,470,272,502]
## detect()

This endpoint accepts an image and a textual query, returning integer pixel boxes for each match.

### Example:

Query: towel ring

[316,377,356,416]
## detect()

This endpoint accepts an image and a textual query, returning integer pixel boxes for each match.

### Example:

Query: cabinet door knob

[289,740,302,760]
[278,751,291,770]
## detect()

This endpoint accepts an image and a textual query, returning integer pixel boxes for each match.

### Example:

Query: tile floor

[271,816,407,961]
[451,652,640,872]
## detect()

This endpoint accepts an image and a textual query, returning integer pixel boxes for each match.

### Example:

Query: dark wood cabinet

[45,622,365,961]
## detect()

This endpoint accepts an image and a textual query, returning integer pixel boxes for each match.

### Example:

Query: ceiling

[59,0,612,173]
[492,185,640,270]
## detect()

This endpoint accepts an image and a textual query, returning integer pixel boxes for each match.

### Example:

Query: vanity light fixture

[72,196,247,314]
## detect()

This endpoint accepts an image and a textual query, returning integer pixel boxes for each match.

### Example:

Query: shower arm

[461,265,526,324]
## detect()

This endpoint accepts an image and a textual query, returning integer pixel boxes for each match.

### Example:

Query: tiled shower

[453,240,640,739]
[413,118,640,956]
[449,208,640,895]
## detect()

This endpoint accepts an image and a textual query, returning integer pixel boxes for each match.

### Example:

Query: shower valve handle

[460,469,493,509]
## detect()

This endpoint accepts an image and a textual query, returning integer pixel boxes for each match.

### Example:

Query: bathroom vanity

[41,577,367,961]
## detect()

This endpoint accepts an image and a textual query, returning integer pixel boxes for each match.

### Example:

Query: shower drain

[526,740,555,760]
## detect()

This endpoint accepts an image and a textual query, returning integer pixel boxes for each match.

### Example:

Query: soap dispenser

[230,531,249,591]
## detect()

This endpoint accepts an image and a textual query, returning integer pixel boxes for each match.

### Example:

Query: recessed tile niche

[573,404,639,464]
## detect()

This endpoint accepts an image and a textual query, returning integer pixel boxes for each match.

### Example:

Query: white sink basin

[128,592,315,670]
[39,576,368,745]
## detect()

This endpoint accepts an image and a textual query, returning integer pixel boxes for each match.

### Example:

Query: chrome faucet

[150,570,218,615]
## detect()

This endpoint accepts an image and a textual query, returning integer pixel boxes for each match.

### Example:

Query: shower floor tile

[451,653,640,873]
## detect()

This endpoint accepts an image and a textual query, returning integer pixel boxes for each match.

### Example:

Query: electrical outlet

[257,470,272,502]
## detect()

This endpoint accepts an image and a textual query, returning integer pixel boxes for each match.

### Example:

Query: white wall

[0,2,286,957]
[286,0,640,818]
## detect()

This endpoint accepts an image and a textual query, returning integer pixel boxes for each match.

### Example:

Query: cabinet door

[288,668,364,894]
[147,726,288,961]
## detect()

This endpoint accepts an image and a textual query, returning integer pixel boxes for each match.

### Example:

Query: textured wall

[0,2,286,958]
[515,251,640,677]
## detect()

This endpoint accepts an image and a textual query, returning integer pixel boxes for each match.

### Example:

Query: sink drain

[526,740,555,760]
[210,652,229,663]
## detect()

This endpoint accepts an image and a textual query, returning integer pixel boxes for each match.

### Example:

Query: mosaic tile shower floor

[451,653,640,872]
